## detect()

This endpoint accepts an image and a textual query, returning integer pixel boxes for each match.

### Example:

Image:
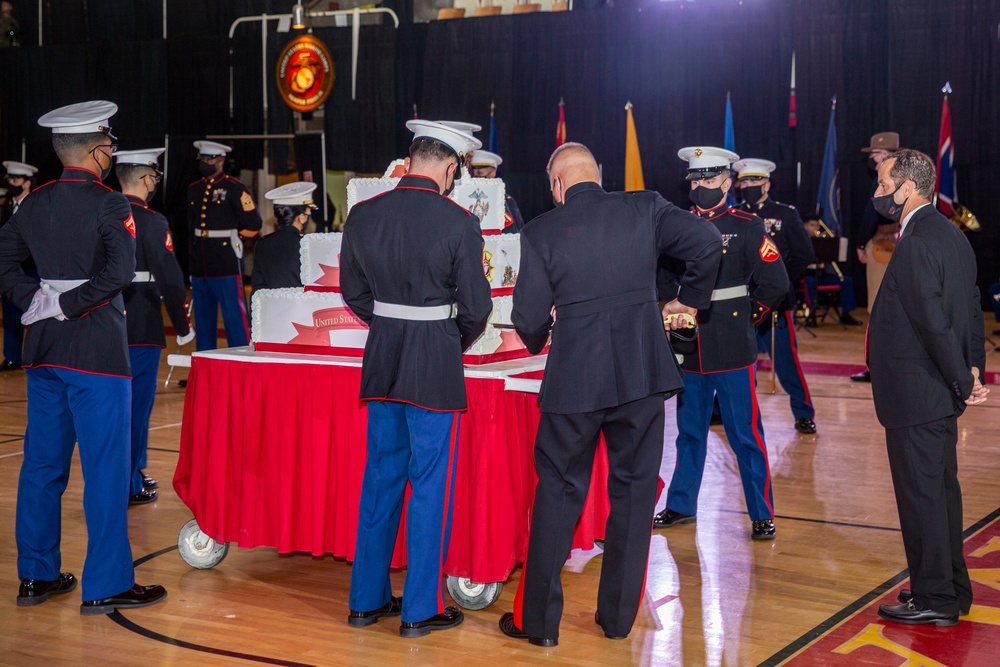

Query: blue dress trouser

[191,275,249,350]
[349,400,461,623]
[17,367,135,601]
[666,365,774,521]
[756,311,814,420]
[129,346,162,495]
[2,295,24,364]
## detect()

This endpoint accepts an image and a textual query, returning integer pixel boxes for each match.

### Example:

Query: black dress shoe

[878,600,958,626]
[0,359,22,372]
[17,572,77,606]
[653,508,696,528]
[498,612,557,647]
[80,583,167,615]
[348,595,402,627]
[840,313,864,326]
[897,589,970,616]
[850,369,871,382]
[129,488,157,505]
[595,611,627,640]
[751,520,776,540]
[399,606,464,638]
[794,418,817,434]
[141,471,159,489]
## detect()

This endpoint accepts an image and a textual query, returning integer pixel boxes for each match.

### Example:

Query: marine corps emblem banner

[276,34,335,112]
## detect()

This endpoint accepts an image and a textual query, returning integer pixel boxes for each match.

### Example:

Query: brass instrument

[951,203,981,232]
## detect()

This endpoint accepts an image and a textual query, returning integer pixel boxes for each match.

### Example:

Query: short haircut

[546,142,595,177]
[409,138,457,164]
[887,149,936,198]
[273,203,308,226]
[52,131,109,163]
[115,163,154,187]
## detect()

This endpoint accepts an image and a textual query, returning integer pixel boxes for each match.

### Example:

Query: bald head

[547,143,600,205]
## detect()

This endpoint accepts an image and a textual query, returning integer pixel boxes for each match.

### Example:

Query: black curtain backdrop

[0,0,998,304]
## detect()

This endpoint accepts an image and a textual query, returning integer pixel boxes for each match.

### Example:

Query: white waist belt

[42,278,89,293]
[711,285,749,301]
[373,300,457,321]
[132,271,156,283]
[197,229,237,238]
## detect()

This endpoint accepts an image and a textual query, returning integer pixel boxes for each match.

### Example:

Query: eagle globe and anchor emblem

[468,188,490,222]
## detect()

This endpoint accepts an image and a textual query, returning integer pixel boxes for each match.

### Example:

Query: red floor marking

[775,512,1000,666]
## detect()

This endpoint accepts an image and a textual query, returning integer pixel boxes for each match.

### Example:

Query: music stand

[805,236,851,328]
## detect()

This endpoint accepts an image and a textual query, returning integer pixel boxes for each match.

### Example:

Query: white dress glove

[176,328,196,347]
[20,283,66,325]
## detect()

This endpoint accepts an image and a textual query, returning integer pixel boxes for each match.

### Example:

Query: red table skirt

[174,355,611,583]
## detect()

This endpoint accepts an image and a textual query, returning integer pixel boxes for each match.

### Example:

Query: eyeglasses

[92,144,118,155]
[144,173,162,184]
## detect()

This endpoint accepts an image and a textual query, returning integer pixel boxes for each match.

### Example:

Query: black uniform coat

[123,195,189,347]
[0,168,135,376]
[512,181,723,415]
[251,225,303,294]
[340,174,493,411]
[744,197,815,310]
[186,173,263,278]
[660,205,789,374]
[868,204,985,429]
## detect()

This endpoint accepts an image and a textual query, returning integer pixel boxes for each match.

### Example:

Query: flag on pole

[816,97,842,235]
[624,101,645,191]
[935,83,955,218]
[489,101,500,172]
[724,92,737,205]
[556,98,567,148]
[788,52,797,127]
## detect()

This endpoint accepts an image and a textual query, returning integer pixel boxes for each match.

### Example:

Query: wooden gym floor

[1,312,998,666]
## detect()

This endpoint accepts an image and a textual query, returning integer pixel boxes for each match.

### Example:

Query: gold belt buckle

[200,230,210,238]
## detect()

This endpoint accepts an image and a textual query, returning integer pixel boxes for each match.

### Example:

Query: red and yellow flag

[624,101,645,191]
[556,98,567,147]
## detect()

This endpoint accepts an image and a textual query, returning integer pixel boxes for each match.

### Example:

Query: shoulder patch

[124,214,136,238]
[240,191,256,212]
[165,231,174,251]
[759,235,780,262]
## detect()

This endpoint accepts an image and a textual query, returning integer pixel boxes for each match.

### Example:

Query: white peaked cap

[3,161,38,176]
[406,120,482,158]
[677,146,740,180]
[265,181,319,208]
[470,150,502,168]
[194,140,232,157]
[734,158,777,180]
[435,121,482,134]
[114,148,165,170]
[37,100,118,135]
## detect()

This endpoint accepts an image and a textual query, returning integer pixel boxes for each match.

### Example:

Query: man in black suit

[869,149,988,627]
[498,142,722,646]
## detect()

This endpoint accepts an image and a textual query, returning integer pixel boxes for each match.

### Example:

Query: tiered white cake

[252,169,539,363]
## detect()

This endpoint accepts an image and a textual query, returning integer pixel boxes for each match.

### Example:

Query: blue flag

[489,104,500,175]
[724,94,737,206]
[817,102,841,235]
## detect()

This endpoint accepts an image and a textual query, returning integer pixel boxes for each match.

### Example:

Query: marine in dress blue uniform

[115,148,193,504]
[186,140,262,350]
[341,121,492,637]
[736,158,817,434]
[251,181,316,297]
[496,142,723,646]
[654,147,789,541]
[469,150,526,233]
[0,101,166,613]
[0,160,39,371]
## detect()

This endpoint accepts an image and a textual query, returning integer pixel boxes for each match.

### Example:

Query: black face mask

[690,185,725,211]
[145,186,156,203]
[5,183,23,198]
[91,148,112,181]
[867,156,879,171]
[199,161,219,178]
[741,185,764,206]
[871,181,907,222]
